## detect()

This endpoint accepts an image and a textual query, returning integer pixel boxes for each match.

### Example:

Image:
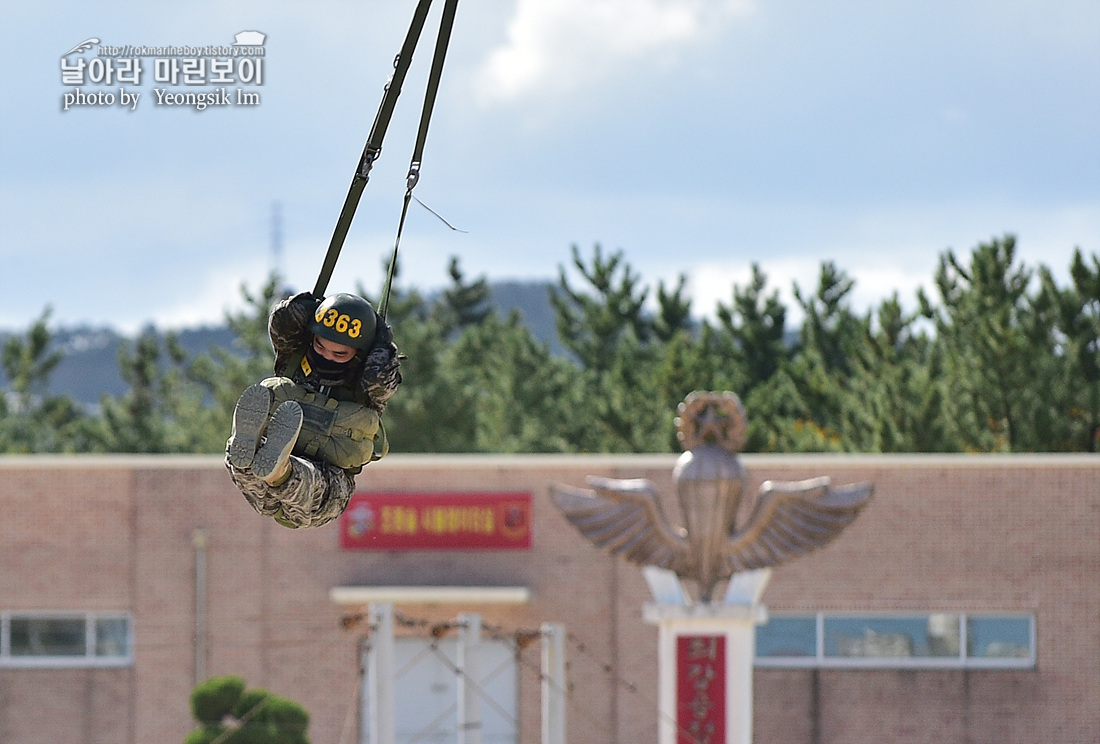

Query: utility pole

[192,528,208,686]
[271,200,284,282]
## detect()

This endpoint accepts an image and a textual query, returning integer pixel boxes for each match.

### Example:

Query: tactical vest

[260,376,386,473]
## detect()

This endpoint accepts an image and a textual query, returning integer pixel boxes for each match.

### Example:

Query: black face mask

[304,344,357,387]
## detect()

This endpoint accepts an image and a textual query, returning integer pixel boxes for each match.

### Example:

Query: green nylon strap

[311,0,436,301]
[371,418,389,461]
[380,0,460,320]
[276,0,437,380]
[272,508,299,529]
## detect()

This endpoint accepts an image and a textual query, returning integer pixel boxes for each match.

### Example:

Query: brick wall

[0,453,1096,743]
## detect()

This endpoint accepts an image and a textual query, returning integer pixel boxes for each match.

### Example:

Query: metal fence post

[541,622,566,744]
[457,613,482,744]
[363,603,395,744]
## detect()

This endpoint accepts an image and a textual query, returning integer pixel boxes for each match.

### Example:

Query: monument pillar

[643,568,770,744]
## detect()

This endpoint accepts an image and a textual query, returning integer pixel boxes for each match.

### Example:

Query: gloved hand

[283,291,320,329]
[357,320,403,412]
[268,291,320,358]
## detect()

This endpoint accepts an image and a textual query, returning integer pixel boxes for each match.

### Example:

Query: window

[966,615,1032,660]
[756,612,1034,669]
[755,615,816,659]
[1,612,133,668]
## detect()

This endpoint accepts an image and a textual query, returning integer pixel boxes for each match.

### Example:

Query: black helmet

[310,293,378,350]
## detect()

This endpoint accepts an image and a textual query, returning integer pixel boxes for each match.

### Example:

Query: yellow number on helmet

[324,308,338,327]
[348,319,362,338]
[336,314,350,333]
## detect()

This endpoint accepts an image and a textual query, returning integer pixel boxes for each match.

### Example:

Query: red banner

[677,635,726,744]
[340,492,532,551]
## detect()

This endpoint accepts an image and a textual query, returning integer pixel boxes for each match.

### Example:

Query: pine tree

[450,311,583,452]
[1036,248,1100,451]
[436,256,492,335]
[653,274,694,343]
[919,235,1053,451]
[0,307,91,452]
[549,244,660,451]
[550,243,651,372]
[714,263,787,396]
[848,294,948,451]
[95,330,181,452]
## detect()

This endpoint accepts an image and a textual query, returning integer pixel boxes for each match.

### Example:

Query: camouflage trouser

[225,452,356,529]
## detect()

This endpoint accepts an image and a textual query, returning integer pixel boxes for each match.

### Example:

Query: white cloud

[140,258,270,334]
[474,0,755,103]
[681,252,939,328]
[684,256,819,321]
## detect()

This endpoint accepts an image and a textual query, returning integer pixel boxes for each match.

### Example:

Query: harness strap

[380,0,460,320]
[371,419,390,462]
[276,0,453,379]
[311,0,436,301]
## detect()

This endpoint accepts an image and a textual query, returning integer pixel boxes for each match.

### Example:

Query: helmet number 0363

[316,308,362,340]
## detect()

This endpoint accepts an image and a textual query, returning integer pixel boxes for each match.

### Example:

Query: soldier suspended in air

[223,0,459,527]
[225,292,401,528]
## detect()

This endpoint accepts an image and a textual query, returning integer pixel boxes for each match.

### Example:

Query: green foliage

[1036,248,1100,451]
[184,276,283,451]
[714,263,788,395]
[448,311,583,453]
[185,675,309,744]
[547,244,667,452]
[2,306,63,404]
[793,261,866,377]
[436,256,492,335]
[653,274,694,343]
[0,308,95,452]
[191,675,247,724]
[919,235,1060,451]
[383,310,480,453]
[846,295,944,452]
[95,330,180,452]
[551,243,651,372]
[1,236,1096,455]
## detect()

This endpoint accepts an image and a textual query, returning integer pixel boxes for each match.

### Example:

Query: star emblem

[675,392,747,453]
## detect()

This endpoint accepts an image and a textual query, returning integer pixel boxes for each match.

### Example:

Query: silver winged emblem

[551,391,873,602]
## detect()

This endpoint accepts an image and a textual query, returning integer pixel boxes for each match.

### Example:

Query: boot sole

[227,384,274,469]
[253,401,304,480]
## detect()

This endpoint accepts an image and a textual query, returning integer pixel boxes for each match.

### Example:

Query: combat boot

[253,401,304,487]
[227,384,273,469]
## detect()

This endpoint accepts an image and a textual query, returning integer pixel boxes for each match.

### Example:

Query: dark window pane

[967,616,1032,659]
[10,617,86,657]
[756,616,816,658]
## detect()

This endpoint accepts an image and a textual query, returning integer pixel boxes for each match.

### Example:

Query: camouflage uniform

[225,292,401,529]
[229,454,355,529]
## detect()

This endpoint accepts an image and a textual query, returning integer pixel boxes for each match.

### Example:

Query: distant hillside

[0,280,559,407]
[0,326,237,407]
[485,280,562,355]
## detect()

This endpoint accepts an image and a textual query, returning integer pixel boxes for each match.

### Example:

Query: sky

[2,0,1097,334]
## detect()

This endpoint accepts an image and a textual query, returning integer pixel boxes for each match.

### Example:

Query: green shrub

[232,687,272,721]
[190,676,246,725]
[185,676,310,744]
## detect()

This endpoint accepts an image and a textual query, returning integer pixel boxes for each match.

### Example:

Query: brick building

[0,453,1096,743]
